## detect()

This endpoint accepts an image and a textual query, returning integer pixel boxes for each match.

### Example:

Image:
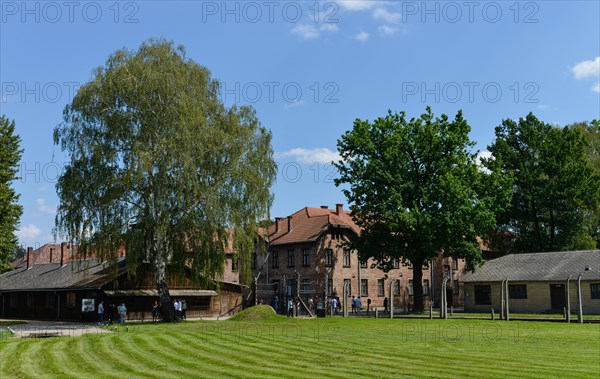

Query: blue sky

[1,0,599,248]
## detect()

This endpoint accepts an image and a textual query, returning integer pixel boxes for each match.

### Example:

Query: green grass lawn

[1,315,599,378]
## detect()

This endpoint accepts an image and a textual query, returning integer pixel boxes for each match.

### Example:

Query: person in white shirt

[97,301,104,323]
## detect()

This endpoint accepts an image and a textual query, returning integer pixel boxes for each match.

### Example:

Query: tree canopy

[334,107,510,311]
[54,39,277,320]
[485,114,600,252]
[0,115,23,273]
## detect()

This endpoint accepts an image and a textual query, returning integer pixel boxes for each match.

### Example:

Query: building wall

[463,281,600,314]
[252,227,467,311]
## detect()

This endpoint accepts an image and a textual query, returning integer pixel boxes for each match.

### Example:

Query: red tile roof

[267,206,360,245]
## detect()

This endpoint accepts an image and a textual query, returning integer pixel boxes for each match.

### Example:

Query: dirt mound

[228,305,277,321]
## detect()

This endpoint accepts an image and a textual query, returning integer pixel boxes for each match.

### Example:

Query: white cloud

[337,0,382,11]
[572,57,600,80]
[373,7,401,23]
[476,151,493,172]
[378,25,399,35]
[16,224,42,240]
[284,100,306,109]
[355,31,370,41]
[36,198,56,214]
[291,24,320,40]
[277,148,341,164]
[320,23,340,32]
[592,81,600,93]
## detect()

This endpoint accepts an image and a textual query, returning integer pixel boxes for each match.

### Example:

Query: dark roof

[0,258,126,291]
[462,250,600,282]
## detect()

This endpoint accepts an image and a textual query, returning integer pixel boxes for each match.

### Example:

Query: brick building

[251,204,467,313]
[1,242,243,320]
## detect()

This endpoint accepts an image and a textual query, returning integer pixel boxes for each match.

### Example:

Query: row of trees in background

[335,108,600,312]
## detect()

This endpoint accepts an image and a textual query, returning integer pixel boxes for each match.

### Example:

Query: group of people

[97,301,127,324]
[151,299,187,321]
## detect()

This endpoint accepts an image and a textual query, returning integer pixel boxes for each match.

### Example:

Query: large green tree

[485,114,600,253]
[0,115,23,273]
[335,107,510,311]
[54,39,277,321]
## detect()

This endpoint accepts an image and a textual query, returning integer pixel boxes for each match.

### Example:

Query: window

[251,252,257,269]
[404,260,413,269]
[327,279,333,295]
[360,279,368,296]
[272,251,279,268]
[344,279,352,297]
[190,297,210,309]
[474,285,491,305]
[444,265,451,277]
[301,278,311,292]
[393,258,400,269]
[408,280,414,295]
[286,279,294,296]
[231,257,239,272]
[287,250,295,267]
[377,279,385,296]
[454,280,459,294]
[452,259,458,271]
[343,250,351,267]
[302,249,310,267]
[423,279,430,295]
[67,292,76,308]
[393,280,400,296]
[360,259,368,268]
[509,284,527,299]
[423,260,429,269]
[332,230,342,240]
[591,284,600,299]
[325,249,333,267]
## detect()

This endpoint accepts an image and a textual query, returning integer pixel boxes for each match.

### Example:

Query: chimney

[49,247,53,263]
[60,242,67,266]
[275,217,283,233]
[320,205,328,209]
[336,204,343,216]
[26,247,33,269]
[287,216,293,232]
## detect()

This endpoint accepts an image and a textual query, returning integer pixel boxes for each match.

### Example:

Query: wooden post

[505,277,510,322]
[566,275,571,323]
[500,278,505,320]
[577,274,583,324]
[491,308,495,320]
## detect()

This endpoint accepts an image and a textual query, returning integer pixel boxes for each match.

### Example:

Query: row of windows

[266,249,434,270]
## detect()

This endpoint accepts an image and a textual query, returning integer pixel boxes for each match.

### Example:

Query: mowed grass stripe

[95,331,159,377]
[69,334,122,379]
[177,329,347,379]
[129,334,203,378]
[152,332,279,378]
[197,326,357,378]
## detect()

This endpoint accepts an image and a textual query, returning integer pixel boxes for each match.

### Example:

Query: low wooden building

[462,250,600,314]
[0,244,242,321]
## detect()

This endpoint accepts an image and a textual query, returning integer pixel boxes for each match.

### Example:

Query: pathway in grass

[1,317,598,378]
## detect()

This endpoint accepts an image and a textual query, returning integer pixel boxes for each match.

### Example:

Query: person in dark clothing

[383,297,389,313]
